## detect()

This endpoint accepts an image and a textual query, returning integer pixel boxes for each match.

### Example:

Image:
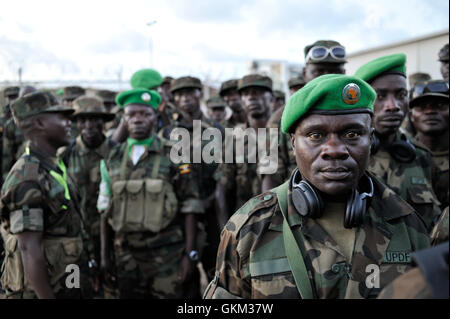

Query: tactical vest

[109,148,178,233]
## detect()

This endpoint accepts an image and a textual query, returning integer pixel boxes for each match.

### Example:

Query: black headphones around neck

[291,170,374,229]
[370,133,416,163]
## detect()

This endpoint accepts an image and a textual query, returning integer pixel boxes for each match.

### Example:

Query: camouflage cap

[96,89,117,103]
[206,96,226,109]
[219,79,239,96]
[237,74,272,93]
[273,90,285,99]
[408,72,431,88]
[11,91,74,122]
[170,76,202,94]
[288,75,306,89]
[62,86,86,100]
[3,86,20,98]
[409,80,449,108]
[438,43,449,62]
[72,95,115,121]
[162,76,174,85]
[304,40,347,64]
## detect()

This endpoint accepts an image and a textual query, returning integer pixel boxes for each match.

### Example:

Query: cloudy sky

[0,0,448,86]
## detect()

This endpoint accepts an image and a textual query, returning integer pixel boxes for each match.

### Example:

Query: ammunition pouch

[1,234,24,294]
[110,178,178,233]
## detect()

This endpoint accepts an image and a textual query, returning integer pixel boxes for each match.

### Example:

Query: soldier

[112,69,165,143]
[214,74,272,229]
[3,86,20,106]
[204,74,430,299]
[438,43,449,82]
[96,89,117,113]
[377,242,448,299]
[355,53,441,232]
[62,86,85,108]
[0,91,87,298]
[60,96,116,296]
[261,41,347,193]
[159,76,178,124]
[409,72,431,88]
[271,90,285,114]
[96,90,120,139]
[206,96,227,124]
[288,75,306,96]
[409,80,449,209]
[97,88,204,299]
[219,79,247,128]
[160,76,222,293]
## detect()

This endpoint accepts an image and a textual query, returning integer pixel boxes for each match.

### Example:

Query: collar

[76,135,111,158]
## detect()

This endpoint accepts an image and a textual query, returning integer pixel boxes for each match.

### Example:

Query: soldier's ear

[290,133,296,150]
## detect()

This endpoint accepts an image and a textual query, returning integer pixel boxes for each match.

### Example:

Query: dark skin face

[240,86,270,118]
[208,106,226,123]
[303,63,345,83]
[32,112,72,156]
[441,61,449,82]
[173,88,202,117]
[124,104,157,140]
[290,113,372,196]
[76,115,105,149]
[411,96,449,136]
[222,89,242,112]
[370,74,408,138]
[272,97,285,113]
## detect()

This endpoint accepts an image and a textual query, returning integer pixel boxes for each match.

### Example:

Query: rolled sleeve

[180,198,205,214]
[9,207,44,234]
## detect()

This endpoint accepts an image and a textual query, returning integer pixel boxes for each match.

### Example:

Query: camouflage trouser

[114,240,184,299]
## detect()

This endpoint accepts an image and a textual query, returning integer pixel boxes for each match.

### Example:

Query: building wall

[346,30,449,86]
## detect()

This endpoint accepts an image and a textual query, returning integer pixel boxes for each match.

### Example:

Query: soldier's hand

[178,255,194,284]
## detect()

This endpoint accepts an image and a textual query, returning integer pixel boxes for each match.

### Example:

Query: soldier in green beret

[204,74,430,299]
[59,95,117,297]
[0,91,89,298]
[261,41,347,193]
[206,96,227,124]
[214,74,272,228]
[160,76,223,295]
[355,53,442,232]
[438,43,449,82]
[97,88,204,298]
[409,80,449,210]
[219,79,247,128]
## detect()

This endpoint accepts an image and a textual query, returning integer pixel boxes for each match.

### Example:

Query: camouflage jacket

[0,145,84,298]
[62,135,115,237]
[430,207,449,246]
[214,122,262,214]
[100,135,204,249]
[204,171,430,299]
[368,132,441,232]
[160,114,223,200]
[1,115,25,182]
[258,107,296,186]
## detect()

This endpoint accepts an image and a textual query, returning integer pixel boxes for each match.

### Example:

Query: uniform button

[331,264,341,274]
[263,194,273,201]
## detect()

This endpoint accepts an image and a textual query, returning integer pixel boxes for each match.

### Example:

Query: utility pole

[146,21,157,67]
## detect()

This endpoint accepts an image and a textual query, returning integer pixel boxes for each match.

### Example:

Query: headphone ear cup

[292,181,324,218]
[344,190,367,228]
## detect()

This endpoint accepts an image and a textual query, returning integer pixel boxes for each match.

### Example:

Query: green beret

[438,43,449,62]
[11,91,74,122]
[281,74,376,134]
[206,96,226,109]
[115,89,161,110]
[130,68,163,90]
[72,96,115,121]
[354,53,407,83]
[3,86,20,98]
[238,74,272,92]
[219,79,238,96]
[170,76,202,93]
[62,86,85,100]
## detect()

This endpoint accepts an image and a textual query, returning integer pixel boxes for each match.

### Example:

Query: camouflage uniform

[219,79,246,129]
[204,170,430,299]
[368,132,442,232]
[430,207,449,246]
[0,92,87,299]
[62,86,85,140]
[99,135,204,298]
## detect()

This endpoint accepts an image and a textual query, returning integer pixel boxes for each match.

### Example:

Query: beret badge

[342,83,360,105]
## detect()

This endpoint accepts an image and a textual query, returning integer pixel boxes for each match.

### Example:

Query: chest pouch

[110,151,178,233]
